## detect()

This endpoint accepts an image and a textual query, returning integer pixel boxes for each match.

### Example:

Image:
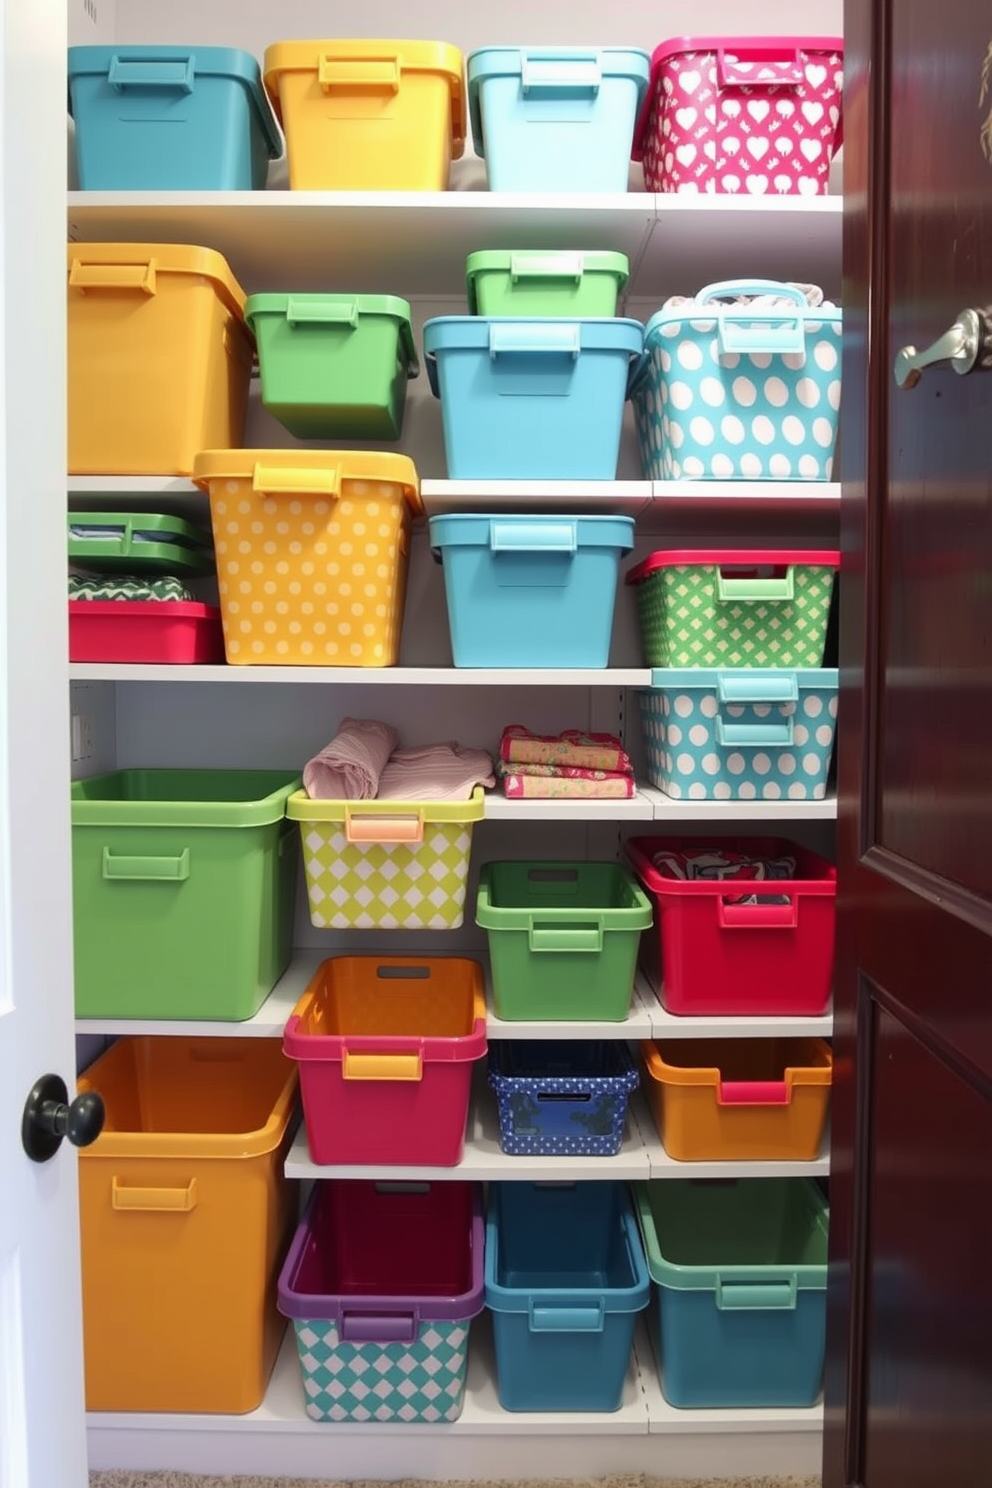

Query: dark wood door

[825,3,992,1486]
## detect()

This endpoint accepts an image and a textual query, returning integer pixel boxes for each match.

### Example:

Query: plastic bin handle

[287,297,359,329]
[717,673,799,705]
[344,809,425,845]
[342,1049,424,1082]
[717,898,799,930]
[520,54,602,96]
[107,54,195,93]
[68,258,157,297]
[101,847,190,882]
[509,252,584,283]
[716,568,795,603]
[251,463,341,499]
[319,54,401,93]
[528,922,604,954]
[718,1079,790,1106]
[715,716,794,747]
[716,1278,798,1311]
[111,1177,198,1213]
[715,45,804,88]
[693,281,808,357]
[529,1302,606,1333]
[489,322,581,360]
[339,1311,418,1344]
[489,520,577,555]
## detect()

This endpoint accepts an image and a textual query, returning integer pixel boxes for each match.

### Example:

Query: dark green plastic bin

[245,293,419,440]
[476,861,653,1022]
[71,769,300,1021]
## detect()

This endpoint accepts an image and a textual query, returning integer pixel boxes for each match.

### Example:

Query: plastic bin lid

[465,250,630,311]
[286,786,486,825]
[66,242,249,321]
[70,768,302,827]
[190,449,422,517]
[244,293,419,377]
[466,47,650,158]
[428,513,636,559]
[67,511,212,546]
[626,549,841,584]
[263,39,466,157]
[646,667,838,689]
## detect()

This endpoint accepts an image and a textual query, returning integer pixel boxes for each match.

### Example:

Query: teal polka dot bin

[639,668,838,800]
[631,281,842,481]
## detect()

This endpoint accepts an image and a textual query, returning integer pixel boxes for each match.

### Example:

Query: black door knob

[22,1073,105,1163]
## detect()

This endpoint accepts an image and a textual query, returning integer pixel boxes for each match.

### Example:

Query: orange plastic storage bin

[641,1038,832,1162]
[192,450,421,665]
[67,244,254,476]
[263,39,465,189]
[77,1037,298,1413]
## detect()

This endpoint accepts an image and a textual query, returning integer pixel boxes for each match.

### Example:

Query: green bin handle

[716,1278,798,1311]
[287,297,359,329]
[528,921,603,953]
[716,569,795,603]
[102,847,190,882]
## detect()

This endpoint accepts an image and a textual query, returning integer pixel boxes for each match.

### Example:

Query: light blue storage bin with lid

[429,513,635,668]
[467,47,650,191]
[68,46,281,189]
[639,667,838,800]
[423,317,643,479]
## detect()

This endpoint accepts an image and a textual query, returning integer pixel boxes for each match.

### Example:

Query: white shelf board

[640,785,838,821]
[421,481,653,520]
[642,978,834,1040]
[68,663,652,686]
[485,788,655,820]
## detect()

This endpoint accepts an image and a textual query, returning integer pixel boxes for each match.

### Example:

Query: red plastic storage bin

[625,836,836,1017]
[69,600,225,664]
[283,956,487,1167]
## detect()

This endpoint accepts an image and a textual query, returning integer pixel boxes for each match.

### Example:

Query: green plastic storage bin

[466,250,629,318]
[67,511,214,576]
[245,293,419,440]
[71,769,301,1021]
[476,861,653,1022]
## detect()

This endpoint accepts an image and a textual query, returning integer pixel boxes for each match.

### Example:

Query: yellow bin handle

[111,1177,198,1213]
[318,54,401,93]
[69,258,157,296]
[252,463,341,498]
[342,1050,424,1082]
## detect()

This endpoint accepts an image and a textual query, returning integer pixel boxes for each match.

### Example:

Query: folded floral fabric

[500,724,632,774]
[501,772,635,800]
[378,742,495,803]
[304,717,399,801]
[499,761,633,783]
[652,848,797,905]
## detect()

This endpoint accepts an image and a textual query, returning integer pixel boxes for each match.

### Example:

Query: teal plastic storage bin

[68,47,281,190]
[423,317,643,479]
[476,861,653,1021]
[467,48,650,192]
[71,769,300,1021]
[466,251,629,318]
[429,513,634,668]
[486,1182,650,1411]
[635,1179,829,1408]
[245,294,419,440]
[639,668,839,801]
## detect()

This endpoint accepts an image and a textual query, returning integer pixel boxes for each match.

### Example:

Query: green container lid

[465,249,629,313]
[67,510,214,576]
[244,293,419,377]
[71,769,302,829]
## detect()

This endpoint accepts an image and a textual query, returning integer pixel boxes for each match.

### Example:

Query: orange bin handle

[69,257,157,296]
[344,809,425,845]
[111,1177,198,1213]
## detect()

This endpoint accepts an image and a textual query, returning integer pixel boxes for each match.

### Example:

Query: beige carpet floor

[89,1475,821,1488]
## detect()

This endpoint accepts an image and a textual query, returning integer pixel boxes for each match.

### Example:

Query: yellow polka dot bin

[191,450,421,666]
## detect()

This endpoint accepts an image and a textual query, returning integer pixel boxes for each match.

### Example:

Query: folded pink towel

[304,717,399,800]
[378,742,495,803]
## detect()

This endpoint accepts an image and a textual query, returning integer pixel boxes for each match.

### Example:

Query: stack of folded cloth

[304,717,495,802]
[497,724,635,799]
[652,846,797,905]
[68,574,194,601]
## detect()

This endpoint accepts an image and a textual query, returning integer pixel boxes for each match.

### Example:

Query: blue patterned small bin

[639,668,838,801]
[490,1041,639,1157]
[631,281,842,481]
[278,1181,484,1423]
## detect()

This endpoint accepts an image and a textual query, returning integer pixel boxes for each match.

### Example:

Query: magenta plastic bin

[278,1181,485,1423]
[633,36,844,197]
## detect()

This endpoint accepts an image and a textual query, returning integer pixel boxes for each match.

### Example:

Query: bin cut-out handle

[340,1310,418,1344]
[489,322,581,360]
[520,55,602,96]
[715,716,794,747]
[529,1302,605,1333]
[344,809,424,845]
[69,258,157,296]
[319,54,401,93]
[716,568,795,603]
[528,922,603,954]
[252,463,341,499]
[287,297,359,329]
[107,54,195,93]
[717,898,799,930]
[342,1050,424,1082]
[509,252,584,283]
[102,847,190,882]
[715,45,805,88]
[489,520,577,555]
[112,1177,198,1213]
[716,1278,798,1311]
[718,1078,790,1106]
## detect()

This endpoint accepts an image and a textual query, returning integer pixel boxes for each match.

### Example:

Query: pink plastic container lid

[626,549,841,586]
[632,35,844,159]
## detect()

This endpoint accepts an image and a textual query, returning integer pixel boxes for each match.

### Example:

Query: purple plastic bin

[278,1180,484,1422]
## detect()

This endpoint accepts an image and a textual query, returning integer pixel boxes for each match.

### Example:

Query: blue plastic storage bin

[467,47,650,192]
[485,1182,650,1412]
[635,1179,829,1408]
[639,668,838,801]
[489,1042,639,1157]
[423,317,643,480]
[68,46,281,190]
[429,513,634,668]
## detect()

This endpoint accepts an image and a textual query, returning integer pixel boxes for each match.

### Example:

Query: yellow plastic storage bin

[641,1038,832,1163]
[77,1037,298,1413]
[263,39,465,190]
[67,243,254,476]
[192,450,421,665]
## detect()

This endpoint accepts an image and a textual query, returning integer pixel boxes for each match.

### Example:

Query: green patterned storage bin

[286,788,485,930]
[627,549,839,668]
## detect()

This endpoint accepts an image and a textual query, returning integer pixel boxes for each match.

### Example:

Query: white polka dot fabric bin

[631,281,842,481]
[639,668,838,800]
[191,450,420,665]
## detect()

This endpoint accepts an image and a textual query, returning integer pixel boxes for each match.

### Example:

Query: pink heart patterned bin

[632,36,844,197]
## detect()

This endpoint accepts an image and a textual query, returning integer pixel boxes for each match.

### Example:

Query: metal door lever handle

[894,307,992,388]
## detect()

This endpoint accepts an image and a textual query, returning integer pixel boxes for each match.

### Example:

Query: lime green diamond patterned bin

[627,549,840,669]
[287,788,485,930]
